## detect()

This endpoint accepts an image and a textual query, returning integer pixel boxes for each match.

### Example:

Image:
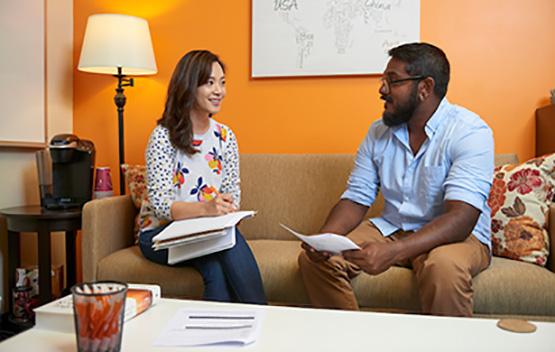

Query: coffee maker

[36,134,95,209]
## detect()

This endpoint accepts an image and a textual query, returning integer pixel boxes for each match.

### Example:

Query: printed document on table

[280,223,361,253]
[154,308,263,347]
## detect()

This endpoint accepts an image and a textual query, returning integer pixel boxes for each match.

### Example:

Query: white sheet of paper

[153,230,226,251]
[166,227,236,264]
[153,210,255,242]
[154,309,263,347]
[280,224,361,253]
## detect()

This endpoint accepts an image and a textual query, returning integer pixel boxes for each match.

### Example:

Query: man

[298,43,494,317]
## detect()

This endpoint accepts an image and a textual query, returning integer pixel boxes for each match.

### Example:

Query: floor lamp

[77,14,157,195]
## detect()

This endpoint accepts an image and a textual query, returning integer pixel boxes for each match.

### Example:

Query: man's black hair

[388,43,450,99]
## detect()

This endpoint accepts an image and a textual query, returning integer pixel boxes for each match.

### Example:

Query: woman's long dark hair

[157,50,225,155]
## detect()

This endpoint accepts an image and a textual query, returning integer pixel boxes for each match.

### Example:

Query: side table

[0,205,81,309]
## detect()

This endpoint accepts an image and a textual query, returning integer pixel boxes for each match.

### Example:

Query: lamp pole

[114,66,134,195]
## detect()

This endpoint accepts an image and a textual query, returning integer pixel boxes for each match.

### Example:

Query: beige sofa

[82,154,555,321]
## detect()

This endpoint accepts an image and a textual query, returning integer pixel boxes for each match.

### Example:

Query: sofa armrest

[82,195,137,282]
[548,204,555,273]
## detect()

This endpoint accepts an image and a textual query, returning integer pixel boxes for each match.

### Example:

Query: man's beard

[381,87,419,127]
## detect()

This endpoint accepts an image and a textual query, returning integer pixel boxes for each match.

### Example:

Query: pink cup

[94,167,113,199]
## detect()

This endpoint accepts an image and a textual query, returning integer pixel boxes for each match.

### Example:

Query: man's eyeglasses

[380,75,425,93]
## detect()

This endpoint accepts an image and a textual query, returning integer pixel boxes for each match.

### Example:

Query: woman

[138,50,266,304]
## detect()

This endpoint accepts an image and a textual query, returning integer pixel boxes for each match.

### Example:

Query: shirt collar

[424,98,450,137]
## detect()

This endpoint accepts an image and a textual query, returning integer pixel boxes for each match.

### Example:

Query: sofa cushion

[239,154,516,242]
[248,239,309,305]
[354,256,555,317]
[95,238,555,318]
[250,239,419,311]
[488,153,555,266]
[473,257,555,316]
[96,240,310,305]
[239,155,359,241]
[119,154,517,244]
[252,238,554,316]
[96,246,203,299]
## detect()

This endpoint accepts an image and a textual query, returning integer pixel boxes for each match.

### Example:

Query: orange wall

[74,0,555,191]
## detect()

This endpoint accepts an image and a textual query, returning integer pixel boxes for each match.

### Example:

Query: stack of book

[152,210,256,264]
[34,283,161,333]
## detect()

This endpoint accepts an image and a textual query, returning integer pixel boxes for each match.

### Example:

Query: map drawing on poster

[252,0,420,77]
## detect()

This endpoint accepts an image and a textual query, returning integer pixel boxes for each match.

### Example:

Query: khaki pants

[298,221,490,317]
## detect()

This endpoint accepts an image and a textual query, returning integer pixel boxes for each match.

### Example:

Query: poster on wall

[252,0,420,77]
[0,0,46,147]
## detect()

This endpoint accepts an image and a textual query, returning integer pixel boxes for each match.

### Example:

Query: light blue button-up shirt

[342,99,494,248]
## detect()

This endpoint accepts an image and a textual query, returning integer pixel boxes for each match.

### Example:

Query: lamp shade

[78,14,157,75]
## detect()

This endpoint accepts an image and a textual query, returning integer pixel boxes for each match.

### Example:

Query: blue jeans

[139,226,267,305]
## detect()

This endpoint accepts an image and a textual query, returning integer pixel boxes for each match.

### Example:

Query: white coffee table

[0,298,553,351]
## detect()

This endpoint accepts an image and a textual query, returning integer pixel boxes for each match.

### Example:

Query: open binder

[152,211,256,264]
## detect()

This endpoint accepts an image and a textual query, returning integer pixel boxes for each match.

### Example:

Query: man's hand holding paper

[280,224,361,257]
[343,241,399,275]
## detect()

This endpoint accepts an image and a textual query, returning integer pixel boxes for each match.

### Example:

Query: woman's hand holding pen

[171,193,237,220]
[204,193,237,216]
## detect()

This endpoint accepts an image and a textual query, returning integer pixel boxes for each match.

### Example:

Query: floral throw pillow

[120,165,169,243]
[488,153,555,266]
[121,164,147,208]
[121,164,148,242]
